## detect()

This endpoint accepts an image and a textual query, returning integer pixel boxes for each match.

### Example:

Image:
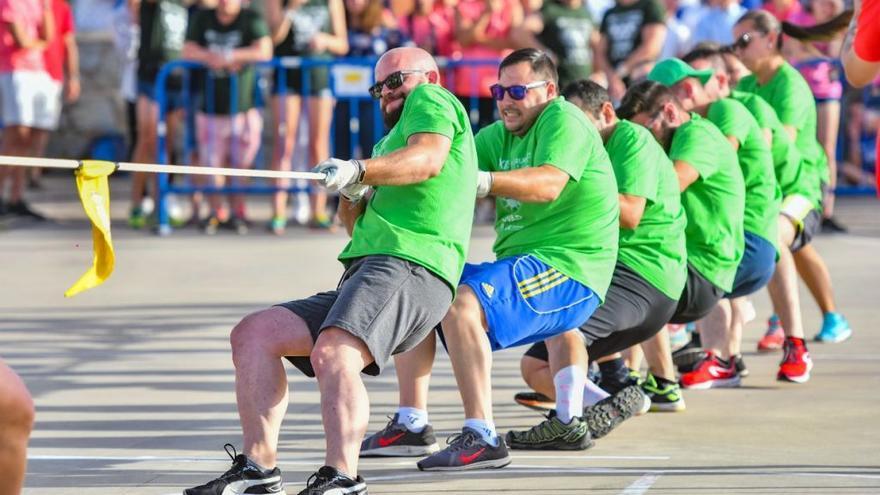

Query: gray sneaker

[416,427,510,471]
[505,415,593,451]
[360,414,439,457]
[583,385,650,439]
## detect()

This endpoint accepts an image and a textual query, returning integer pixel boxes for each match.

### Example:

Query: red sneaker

[757,315,785,352]
[777,337,813,383]
[679,352,741,390]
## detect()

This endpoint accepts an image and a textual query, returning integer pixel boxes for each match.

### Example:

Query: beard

[381,96,406,128]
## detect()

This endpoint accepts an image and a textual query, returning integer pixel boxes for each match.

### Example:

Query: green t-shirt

[475,97,619,300]
[707,98,781,251]
[339,84,478,293]
[537,2,594,87]
[668,113,745,292]
[737,63,826,209]
[185,8,269,115]
[606,120,687,300]
[731,89,808,203]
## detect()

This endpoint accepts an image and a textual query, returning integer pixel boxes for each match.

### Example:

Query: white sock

[396,407,429,432]
[463,418,498,446]
[582,378,611,407]
[553,365,586,424]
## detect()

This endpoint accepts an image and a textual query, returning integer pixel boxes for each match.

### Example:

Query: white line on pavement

[620,474,661,495]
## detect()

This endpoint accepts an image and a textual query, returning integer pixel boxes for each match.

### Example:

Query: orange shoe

[777,337,813,383]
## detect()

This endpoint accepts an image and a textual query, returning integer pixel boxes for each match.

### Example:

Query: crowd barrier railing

[151,56,502,234]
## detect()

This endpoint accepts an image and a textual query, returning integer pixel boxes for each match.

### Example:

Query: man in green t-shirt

[648,56,780,389]
[361,49,618,467]
[182,0,272,233]
[615,79,744,407]
[515,79,687,430]
[733,11,851,373]
[184,47,477,495]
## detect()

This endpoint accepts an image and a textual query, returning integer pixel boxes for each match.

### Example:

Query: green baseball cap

[647,58,714,87]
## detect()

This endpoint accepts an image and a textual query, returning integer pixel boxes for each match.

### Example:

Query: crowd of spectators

[0,0,876,234]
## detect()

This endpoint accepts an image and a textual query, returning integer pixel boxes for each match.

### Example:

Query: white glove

[312,158,362,192]
[340,183,371,203]
[476,171,493,198]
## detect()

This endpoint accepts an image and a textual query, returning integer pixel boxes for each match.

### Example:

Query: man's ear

[427,70,440,84]
[601,101,616,124]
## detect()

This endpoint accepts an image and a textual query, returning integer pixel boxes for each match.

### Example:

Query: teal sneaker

[814,312,852,343]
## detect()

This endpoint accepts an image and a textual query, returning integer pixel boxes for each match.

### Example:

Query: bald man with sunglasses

[183,47,478,495]
[360,48,619,469]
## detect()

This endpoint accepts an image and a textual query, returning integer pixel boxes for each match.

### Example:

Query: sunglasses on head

[731,32,758,51]
[369,70,427,99]
[489,81,549,101]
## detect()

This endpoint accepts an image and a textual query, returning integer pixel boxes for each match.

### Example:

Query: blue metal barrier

[151,56,502,234]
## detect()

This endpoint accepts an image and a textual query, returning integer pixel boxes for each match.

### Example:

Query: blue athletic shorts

[458,255,600,351]
[727,231,776,298]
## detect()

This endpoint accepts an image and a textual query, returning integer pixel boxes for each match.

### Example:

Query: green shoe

[640,373,686,412]
[128,208,146,229]
[505,415,593,450]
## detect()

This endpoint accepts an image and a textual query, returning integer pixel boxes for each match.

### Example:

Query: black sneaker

[821,217,847,234]
[583,385,650,439]
[360,414,439,457]
[7,201,47,221]
[672,335,704,373]
[228,216,249,235]
[296,466,366,495]
[734,354,749,378]
[183,444,285,495]
[416,427,511,471]
[505,414,593,450]
[513,391,554,412]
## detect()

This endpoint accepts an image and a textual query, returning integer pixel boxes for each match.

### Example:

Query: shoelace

[211,444,253,483]
[445,430,480,451]
[305,469,342,490]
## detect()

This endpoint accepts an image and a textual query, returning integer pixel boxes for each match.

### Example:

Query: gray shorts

[277,255,452,377]
[789,208,821,253]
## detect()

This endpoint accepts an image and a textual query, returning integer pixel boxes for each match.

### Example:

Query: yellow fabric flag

[65,160,116,297]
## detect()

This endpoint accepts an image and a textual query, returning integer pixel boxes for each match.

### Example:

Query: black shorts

[669,263,724,324]
[524,263,678,362]
[277,255,451,377]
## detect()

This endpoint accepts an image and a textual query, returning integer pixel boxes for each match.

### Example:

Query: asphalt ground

[2,174,879,494]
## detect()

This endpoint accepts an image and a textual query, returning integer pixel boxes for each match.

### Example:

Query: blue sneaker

[814,312,852,343]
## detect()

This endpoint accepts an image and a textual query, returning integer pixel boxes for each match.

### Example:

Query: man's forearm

[489,165,568,203]
[361,137,449,186]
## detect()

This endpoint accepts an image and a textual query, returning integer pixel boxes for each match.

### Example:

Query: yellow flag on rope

[65,160,116,298]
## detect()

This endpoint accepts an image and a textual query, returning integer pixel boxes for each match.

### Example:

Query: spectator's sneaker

[269,216,287,236]
[814,312,852,343]
[308,213,334,230]
[734,354,749,378]
[821,216,848,234]
[8,201,47,221]
[183,444,285,495]
[679,352,741,390]
[360,414,439,457]
[230,216,249,235]
[505,415,593,450]
[416,427,511,471]
[202,215,221,235]
[513,391,554,412]
[758,315,785,352]
[777,337,813,383]
[640,373,685,412]
[296,466,366,495]
[129,207,146,229]
[582,385,649,439]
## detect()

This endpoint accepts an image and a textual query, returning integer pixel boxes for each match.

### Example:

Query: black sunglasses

[731,32,758,51]
[369,70,426,99]
[489,81,549,101]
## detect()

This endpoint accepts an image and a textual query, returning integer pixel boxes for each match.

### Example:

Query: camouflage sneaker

[505,415,593,451]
